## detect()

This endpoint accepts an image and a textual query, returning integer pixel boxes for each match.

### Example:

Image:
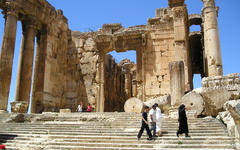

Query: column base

[0,110,8,114]
[11,101,29,113]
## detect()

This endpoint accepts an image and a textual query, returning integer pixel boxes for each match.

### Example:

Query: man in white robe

[155,103,162,136]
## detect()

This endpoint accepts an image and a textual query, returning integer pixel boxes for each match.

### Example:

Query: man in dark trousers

[137,106,153,140]
[176,104,190,137]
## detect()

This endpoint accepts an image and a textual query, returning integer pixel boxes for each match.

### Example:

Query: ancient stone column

[169,61,185,106]
[13,16,36,113]
[136,49,144,101]
[202,0,223,76]
[97,51,105,112]
[31,25,47,113]
[0,9,18,111]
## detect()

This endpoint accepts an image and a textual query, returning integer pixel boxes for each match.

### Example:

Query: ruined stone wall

[143,6,191,101]
[70,32,101,111]
[32,10,69,113]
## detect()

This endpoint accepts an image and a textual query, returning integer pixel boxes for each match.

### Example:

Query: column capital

[2,3,19,18]
[22,15,38,31]
[202,0,215,8]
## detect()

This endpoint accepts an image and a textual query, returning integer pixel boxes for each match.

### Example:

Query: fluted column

[0,9,18,111]
[13,16,36,113]
[202,0,223,76]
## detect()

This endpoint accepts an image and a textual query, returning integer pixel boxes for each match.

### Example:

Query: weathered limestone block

[60,109,71,113]
[124,97,144,113]
[11,101,28,113]
[217,111,236,138]
[201,74,240,116]
[181,91,204,116]
[10,113,26,123]
[144,95,171,113]
[84,38,97,51]
[169,61,185,106]
[225,100,240,140]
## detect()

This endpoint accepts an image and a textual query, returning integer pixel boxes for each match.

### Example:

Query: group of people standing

[76,102,93,112]
[137,103,190,140]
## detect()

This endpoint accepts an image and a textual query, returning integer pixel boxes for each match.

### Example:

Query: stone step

[5,143,233,150]
[0,130,228,137]
[3,140,234,149]
[0,128,225,133]
[0,137,233,145]
[0,123,223,128]
[0,134,233,140]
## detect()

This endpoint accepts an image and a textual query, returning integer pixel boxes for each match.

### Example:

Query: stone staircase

[0,112,236,150]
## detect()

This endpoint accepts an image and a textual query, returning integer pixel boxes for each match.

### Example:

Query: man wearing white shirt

[155,103,162,136]
[149,104,157,137]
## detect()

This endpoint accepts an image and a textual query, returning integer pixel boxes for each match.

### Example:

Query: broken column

[0,8,18,111]
[202,0,223,76]
[13,15,36,113]
[169,61,185,106]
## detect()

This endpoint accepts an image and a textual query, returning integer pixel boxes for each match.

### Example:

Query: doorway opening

[104,50,136,112]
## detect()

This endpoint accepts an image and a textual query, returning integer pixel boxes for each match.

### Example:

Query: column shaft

[202,0,223,76]
[31,26,47,113]
[0,11,18,111]
[14,17,36,113]
[169,61,185,106]
[98,51,105,112]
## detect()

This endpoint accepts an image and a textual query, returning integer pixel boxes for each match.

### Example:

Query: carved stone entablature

[172,6,187,20]
[102,23,123,34]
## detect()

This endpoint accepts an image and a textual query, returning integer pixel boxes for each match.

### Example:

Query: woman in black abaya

[176,104,190,137]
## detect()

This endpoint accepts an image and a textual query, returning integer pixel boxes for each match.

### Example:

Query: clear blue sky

[0,0,239,111]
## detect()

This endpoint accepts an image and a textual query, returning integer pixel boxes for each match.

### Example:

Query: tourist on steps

[176,104,190,137]
[87,103,92,112]
[149,104,157,137]
[155,103,162,136]
[76,101,83,112]
[137,106,153,140]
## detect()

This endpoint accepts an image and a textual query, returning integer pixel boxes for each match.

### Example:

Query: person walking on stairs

[137,106,153,140]
[176,104,190,137]
[149,104,157,137]
[155,103,162,136]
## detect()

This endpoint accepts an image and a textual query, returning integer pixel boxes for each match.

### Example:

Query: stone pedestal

[60,109,71,113]
[202,0,223,76]
[11,101,28,113]
[14,16,36,110]
[169,61,185,106]
[0,10,18,111]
